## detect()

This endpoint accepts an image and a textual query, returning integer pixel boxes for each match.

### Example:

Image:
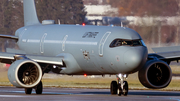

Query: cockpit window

[110,39,145,48]
[122,40,132,46]
[132,40,142,46]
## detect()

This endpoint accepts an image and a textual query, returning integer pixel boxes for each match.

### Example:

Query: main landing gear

[110,74,128,96]
[25,81,43,94]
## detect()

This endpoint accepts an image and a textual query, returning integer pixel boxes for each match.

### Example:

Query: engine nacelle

[8,59,42,88]
[138,60,172,89]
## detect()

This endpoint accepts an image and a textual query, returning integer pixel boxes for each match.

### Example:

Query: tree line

[109,0,179,16]
[109,0,180,45]
[36,0,86,24]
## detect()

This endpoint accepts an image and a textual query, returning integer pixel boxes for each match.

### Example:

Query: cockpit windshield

[110,39,146,48]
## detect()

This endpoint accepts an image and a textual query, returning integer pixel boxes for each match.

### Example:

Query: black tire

[25,88,32,94]
[117,84,122,96]
[110,81,117,94]
[35,81,43,94]
[122,81,128,96]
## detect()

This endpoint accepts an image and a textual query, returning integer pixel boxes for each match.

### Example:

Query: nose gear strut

[110,74,129,96]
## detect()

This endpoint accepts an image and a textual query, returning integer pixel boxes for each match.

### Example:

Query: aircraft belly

[79,56,103,74]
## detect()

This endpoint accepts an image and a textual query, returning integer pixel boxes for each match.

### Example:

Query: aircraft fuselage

[15,24,148,75]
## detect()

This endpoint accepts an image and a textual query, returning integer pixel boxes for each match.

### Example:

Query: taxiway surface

[0,87,180,101]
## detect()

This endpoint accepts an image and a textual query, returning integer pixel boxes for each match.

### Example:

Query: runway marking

[0,95,30,98]
[171,98,180,101]
[0,90,95,96]
[44,92,94,95]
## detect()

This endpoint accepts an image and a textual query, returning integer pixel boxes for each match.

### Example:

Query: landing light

[110,24,114,27]
[82,23,85,26]
[84,74,87,77]
[53,65,56,69]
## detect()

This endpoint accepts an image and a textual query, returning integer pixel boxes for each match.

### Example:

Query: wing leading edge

[149,46,180,62]
[0,34,18,41]
[0,52,64,66]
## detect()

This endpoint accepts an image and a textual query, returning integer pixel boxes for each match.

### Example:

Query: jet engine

[8,59,42,88]
[138,60,172,89]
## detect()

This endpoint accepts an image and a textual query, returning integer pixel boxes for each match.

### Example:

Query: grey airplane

[0,0,175,96]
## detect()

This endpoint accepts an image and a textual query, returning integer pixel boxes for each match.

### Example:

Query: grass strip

[0,65,179,91]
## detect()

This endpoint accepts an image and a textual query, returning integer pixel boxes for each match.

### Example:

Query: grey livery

[0,0,175,96]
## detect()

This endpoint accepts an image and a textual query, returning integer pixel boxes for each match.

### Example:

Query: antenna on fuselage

[58,19,61,25]
[121,22,123,27]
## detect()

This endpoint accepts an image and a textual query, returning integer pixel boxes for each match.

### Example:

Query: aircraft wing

[0,34,18,40]
[149,46,180,62]
[0,52,64,66]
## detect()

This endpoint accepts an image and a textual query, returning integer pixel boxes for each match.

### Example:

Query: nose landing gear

[110,81,118,94]
[110,74,128,96]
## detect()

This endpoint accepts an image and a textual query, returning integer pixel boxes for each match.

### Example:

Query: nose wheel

[110,81,118,94]
[110,74,128,96]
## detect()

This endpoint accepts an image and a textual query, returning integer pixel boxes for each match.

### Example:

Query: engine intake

[138,60,172,89]
[8,59,42,88]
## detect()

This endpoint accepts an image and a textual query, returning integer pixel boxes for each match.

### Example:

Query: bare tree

[109,0,179,17]
[36,0,86,24]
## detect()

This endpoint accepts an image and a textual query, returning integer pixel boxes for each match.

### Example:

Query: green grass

[170,65,180,74]
[41,75,113,88]
[1,64,180,91]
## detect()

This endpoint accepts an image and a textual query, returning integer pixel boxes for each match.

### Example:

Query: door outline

[40,33,47,54]
[62,35,68,51]
[99,32,111,57]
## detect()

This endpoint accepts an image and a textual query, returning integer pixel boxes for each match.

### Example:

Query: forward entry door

[99,32,111,57]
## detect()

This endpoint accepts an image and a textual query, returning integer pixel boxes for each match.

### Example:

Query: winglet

[23,0,41,26]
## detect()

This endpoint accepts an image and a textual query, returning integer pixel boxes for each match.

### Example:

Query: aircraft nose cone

[124,48,147,72]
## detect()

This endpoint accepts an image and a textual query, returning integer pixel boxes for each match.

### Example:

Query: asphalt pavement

[0,87,180,101]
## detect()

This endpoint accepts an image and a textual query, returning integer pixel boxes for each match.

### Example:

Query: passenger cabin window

[110,39,144,48]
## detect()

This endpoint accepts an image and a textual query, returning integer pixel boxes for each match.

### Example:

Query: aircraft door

[40,33,47,54]
[62,35,68,52]
[99,32,111,57]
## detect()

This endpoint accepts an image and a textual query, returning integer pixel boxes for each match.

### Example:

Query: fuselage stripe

[26,39,97,45]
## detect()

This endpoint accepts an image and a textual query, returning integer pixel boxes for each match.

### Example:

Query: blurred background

[0,0,179,52]
[0,0,180,89]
